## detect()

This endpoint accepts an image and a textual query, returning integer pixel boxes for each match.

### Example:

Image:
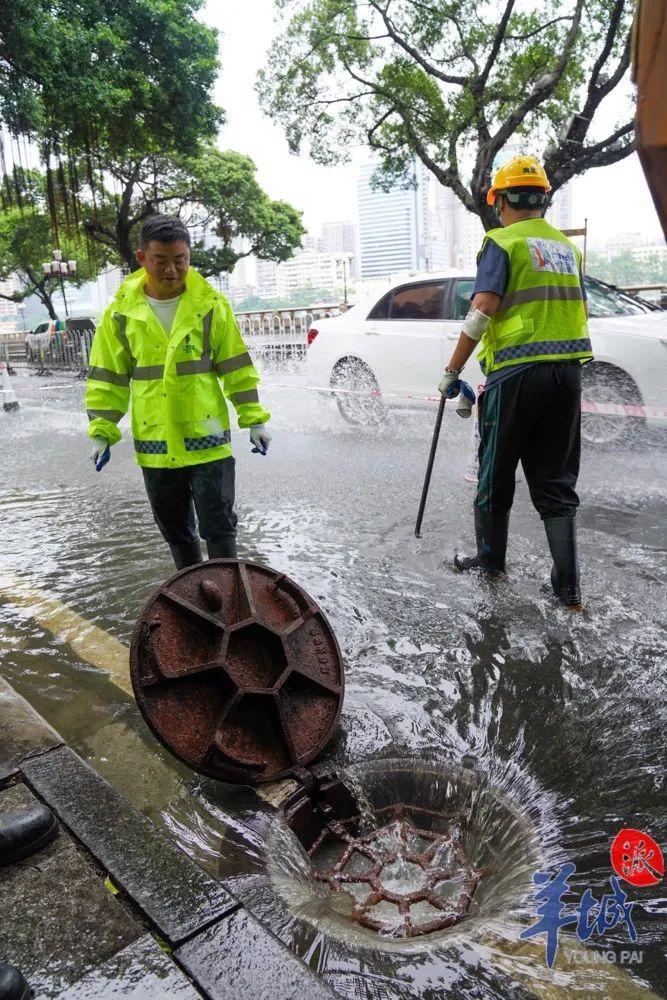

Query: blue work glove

[437,373,476,418]
[89,436,111,471]
[250,424,271,455]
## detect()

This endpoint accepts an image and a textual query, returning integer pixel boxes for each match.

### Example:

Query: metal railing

[1,329,94,377]
[2,303,343,376]
[235,304,342,373]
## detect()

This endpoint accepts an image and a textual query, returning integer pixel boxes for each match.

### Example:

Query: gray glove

[250,424,271,455]
[89,436,110,471]
[438,370,461,396]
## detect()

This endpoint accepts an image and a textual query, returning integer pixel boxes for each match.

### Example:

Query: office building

[320,221,359,277]
[0,277,20,326]
[357,159,424,279]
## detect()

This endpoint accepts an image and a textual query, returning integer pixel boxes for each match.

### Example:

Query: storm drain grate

[309,805,482,937]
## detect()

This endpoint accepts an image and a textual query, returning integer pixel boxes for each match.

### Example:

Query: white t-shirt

[144,292,183,334]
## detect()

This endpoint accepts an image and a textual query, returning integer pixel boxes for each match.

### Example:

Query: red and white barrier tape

[269,380,667,420]
[2,372,667,419]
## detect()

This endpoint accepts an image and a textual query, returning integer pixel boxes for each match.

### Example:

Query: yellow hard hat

[487,155,552,206]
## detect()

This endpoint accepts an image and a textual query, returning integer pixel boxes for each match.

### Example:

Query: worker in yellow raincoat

[85,215,271,569]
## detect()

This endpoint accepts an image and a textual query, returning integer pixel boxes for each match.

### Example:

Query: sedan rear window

[390,282,445,320]
[368,281,446,321]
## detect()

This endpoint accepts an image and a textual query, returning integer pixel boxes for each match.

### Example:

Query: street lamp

[42,249,77,319]
[336,255,350,305]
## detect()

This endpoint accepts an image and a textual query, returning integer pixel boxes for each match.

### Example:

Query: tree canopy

[0,170,108,319]
[588,249,667,286]
[0,0,222,157]
[258,0,635,228]
[80,147,306,274]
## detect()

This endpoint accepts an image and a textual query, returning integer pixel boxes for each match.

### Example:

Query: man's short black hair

[139,215,191,250]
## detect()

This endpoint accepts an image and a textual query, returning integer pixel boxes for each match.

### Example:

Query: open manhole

[308,805,481,938]
[270,759,544,947]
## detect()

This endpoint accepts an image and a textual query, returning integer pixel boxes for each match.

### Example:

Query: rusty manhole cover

[309,806,481,937]
[130,561,344,784]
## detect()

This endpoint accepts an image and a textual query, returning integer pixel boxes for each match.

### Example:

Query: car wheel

[581,363,644,446]
[330,358,387,426]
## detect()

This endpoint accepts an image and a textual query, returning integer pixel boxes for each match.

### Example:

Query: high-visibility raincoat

[85,267,270,468]
[477,218,594,376]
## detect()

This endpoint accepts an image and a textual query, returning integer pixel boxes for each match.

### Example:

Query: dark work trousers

[142,457,237,547]
[475,362,582,519]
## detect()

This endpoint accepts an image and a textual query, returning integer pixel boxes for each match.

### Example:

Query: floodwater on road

[0,371,665,998]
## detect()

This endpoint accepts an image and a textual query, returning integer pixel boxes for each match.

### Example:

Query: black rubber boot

[206,537,238,560]
[544,516,581,608]
[454,507,509,575]
[0,963,30,1000]
[0,803,58,866]
[168,540,203,570]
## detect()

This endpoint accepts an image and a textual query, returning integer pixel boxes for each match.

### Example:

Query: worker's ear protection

[496,189,549,218]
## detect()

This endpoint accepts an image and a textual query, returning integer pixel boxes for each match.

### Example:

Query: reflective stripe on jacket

[476,219,594,375]
[85,267,270,468]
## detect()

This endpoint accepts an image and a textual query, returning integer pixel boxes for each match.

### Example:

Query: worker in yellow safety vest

[85,215,271,569]
[439,155,593,608]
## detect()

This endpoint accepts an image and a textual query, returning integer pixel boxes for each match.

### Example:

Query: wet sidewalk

[0,677,335,999]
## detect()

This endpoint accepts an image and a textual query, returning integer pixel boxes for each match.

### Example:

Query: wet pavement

[0,369,666,997]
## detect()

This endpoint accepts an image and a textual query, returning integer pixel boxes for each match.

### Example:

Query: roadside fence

[2,303,342,377]
[235,304,341,373]
[2,329,93,378]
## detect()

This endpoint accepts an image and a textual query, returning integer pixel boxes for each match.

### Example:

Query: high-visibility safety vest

[476,218,594,376]
[85,267,270,468]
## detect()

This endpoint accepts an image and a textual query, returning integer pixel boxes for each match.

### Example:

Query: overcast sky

[202,1,664,246]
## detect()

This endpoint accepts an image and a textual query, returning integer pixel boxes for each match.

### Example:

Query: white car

[304,270,667,445]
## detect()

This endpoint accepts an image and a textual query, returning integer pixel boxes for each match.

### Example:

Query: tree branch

[550,132,635,188]
[479,0,517,88]
[368,0,468,85]
[547,6,631,174]
[507,15,574,42]
[487,0,585,156]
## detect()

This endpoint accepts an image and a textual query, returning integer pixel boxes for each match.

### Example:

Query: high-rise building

[276,250,350,296]
[255,260,280,300]
[356,158,472,279]
[0,277,20,326]
[320,221,358,277]
[548,183,573,231]
[357,160,424,279]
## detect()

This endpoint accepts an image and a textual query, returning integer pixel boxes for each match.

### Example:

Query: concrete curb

[0,676,338,999]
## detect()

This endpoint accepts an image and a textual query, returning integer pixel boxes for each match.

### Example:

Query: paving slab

[175,907,338,1000]
[21,744,238,945]
[55,935,201,1000]
[0,783,142,998]
[0,675,64,782]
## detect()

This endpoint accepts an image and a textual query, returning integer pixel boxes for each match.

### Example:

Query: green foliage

[0,168,108,317]
[587,249,667,286]
[81,146,306,274]
[0,0,222,157]
[258,0,635,228]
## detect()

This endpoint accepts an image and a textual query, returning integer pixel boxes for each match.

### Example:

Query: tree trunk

[117,219,138,271]
[117,171,140,271]
[37,285,59,320]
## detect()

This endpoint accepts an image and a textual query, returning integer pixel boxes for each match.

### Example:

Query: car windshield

[583,277,648,317]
